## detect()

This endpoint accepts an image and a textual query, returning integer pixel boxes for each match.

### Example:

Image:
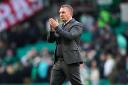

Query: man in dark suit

[48,4,83,85]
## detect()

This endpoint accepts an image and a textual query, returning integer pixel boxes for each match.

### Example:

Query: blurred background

[0,0,128,85]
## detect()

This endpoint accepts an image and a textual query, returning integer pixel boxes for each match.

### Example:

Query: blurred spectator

[98,52,107,79]
[80,64,90,85]
[31,48,52,83]
[0,39,7,59]
[123,29,128,54]
[21,48,37,66]
[90,60,99,85]
[110,55,128,84]
[126,55,128,72]
[97,10,111,29]
[80,13,95,31]
[117,33,127,56]
[21,48,37,84]
[104,54,115,77]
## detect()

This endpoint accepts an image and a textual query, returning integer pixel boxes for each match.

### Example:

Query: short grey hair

[60,4,73,16]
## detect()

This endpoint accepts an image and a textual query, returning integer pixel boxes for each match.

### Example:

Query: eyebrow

[59,11,65,13]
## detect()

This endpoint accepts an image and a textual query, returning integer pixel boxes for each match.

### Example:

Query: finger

[49,19,53,24]
[49,18,53,23]
[49,19,53,25]
[49,18,54,21]
[50,18,56,22]
[48,21,52,26]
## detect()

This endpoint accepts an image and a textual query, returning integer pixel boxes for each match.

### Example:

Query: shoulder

[73,20,83,27]
[70,18,82,25]
[68,18,83,28]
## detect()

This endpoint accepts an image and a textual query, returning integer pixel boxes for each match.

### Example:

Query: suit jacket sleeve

[55,24,83,40]
[47,31,56,43]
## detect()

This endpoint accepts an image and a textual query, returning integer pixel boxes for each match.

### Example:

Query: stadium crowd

[0,0,127,85]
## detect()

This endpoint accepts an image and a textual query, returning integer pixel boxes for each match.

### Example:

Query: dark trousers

[50,59,83,85]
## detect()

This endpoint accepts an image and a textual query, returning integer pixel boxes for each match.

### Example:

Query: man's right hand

[48,18,59,32]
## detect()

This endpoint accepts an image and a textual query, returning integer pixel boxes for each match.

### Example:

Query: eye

[59,11,65,14]
[62,12,65,14]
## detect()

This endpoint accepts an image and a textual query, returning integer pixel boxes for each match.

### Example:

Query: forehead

[59,7,69,12]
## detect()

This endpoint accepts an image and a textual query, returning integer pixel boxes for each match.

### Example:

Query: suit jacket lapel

[63,18,75,31]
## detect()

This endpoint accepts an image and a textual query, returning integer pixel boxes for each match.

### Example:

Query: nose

[60,12,64,16]
[60,14,62,17]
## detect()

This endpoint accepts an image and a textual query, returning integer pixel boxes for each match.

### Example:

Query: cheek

[66,13,70,18]
[64,14,69,18]
[64,15,68,19]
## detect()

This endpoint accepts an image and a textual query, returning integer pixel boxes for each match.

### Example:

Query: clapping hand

[48,18,59,32]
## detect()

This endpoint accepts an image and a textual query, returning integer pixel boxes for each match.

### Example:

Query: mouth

[60,18,64,21]
[60,17,63,19]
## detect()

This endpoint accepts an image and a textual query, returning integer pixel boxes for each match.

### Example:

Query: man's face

[59,7,72,22]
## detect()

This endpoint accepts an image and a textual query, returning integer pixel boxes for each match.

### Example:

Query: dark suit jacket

[48,18,83,64]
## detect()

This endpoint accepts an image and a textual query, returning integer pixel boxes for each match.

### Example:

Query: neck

[64,17,72,23]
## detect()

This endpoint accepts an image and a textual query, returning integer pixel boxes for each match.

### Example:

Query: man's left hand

[49,18,59,30]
